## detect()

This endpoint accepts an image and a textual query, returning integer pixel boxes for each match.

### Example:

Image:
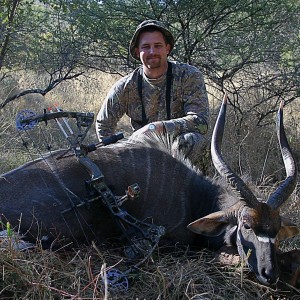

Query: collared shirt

[96,60,209,139]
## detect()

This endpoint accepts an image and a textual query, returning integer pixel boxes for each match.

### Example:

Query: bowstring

[38,125,97,244]
[17,121,97,244]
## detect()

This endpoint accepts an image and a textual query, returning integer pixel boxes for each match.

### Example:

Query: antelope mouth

[256,273,279,286]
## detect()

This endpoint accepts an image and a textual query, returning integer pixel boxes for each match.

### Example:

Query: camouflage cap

[129,20,175,61]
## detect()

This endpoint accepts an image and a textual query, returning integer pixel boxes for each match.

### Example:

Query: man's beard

[145,55,162,69]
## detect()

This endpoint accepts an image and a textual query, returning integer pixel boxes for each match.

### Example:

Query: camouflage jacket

[96,60,209,138]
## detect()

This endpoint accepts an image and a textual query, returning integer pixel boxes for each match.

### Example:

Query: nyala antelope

[0,96,298,286]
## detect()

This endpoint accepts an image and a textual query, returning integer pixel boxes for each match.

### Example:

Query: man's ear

[187,211,229,237]
[166,43,171,55]
[277,216,300,241]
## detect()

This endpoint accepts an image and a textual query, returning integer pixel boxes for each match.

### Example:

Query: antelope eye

[243,223,251,230]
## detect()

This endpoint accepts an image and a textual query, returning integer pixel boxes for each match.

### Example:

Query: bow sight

[15,107,165,288]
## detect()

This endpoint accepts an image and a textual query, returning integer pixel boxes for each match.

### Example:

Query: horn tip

[223,93,228,104]
[280,100,284,110]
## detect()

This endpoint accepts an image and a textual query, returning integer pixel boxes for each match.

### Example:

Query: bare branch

[0,71,84,108]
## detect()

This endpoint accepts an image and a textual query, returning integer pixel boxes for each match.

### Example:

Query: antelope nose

[262,267,278,284]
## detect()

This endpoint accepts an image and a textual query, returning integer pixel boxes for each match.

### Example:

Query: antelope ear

[187,211,229,236]
[277,216,300,241]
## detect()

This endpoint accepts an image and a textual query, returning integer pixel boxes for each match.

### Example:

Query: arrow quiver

[16,108,165,260]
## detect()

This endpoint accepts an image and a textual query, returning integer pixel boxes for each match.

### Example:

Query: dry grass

[1,241,299,300]
[0,70,299,299]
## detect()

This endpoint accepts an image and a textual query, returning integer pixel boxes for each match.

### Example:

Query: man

[96,20,209,167]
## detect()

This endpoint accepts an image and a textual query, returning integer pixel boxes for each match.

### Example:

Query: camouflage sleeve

[163,114,208,137]
[163,67,209,137]
[96,79,127,139]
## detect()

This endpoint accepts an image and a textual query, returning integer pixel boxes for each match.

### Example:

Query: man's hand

[132,121,165,137]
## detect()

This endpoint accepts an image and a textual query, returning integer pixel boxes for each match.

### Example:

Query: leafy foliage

[0,0,299,126]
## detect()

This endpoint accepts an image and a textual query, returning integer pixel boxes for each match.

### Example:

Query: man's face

[135,30,170,70]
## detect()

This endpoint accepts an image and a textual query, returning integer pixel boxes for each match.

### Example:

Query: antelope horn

[267,101,298,209]
[211,94,259,207]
